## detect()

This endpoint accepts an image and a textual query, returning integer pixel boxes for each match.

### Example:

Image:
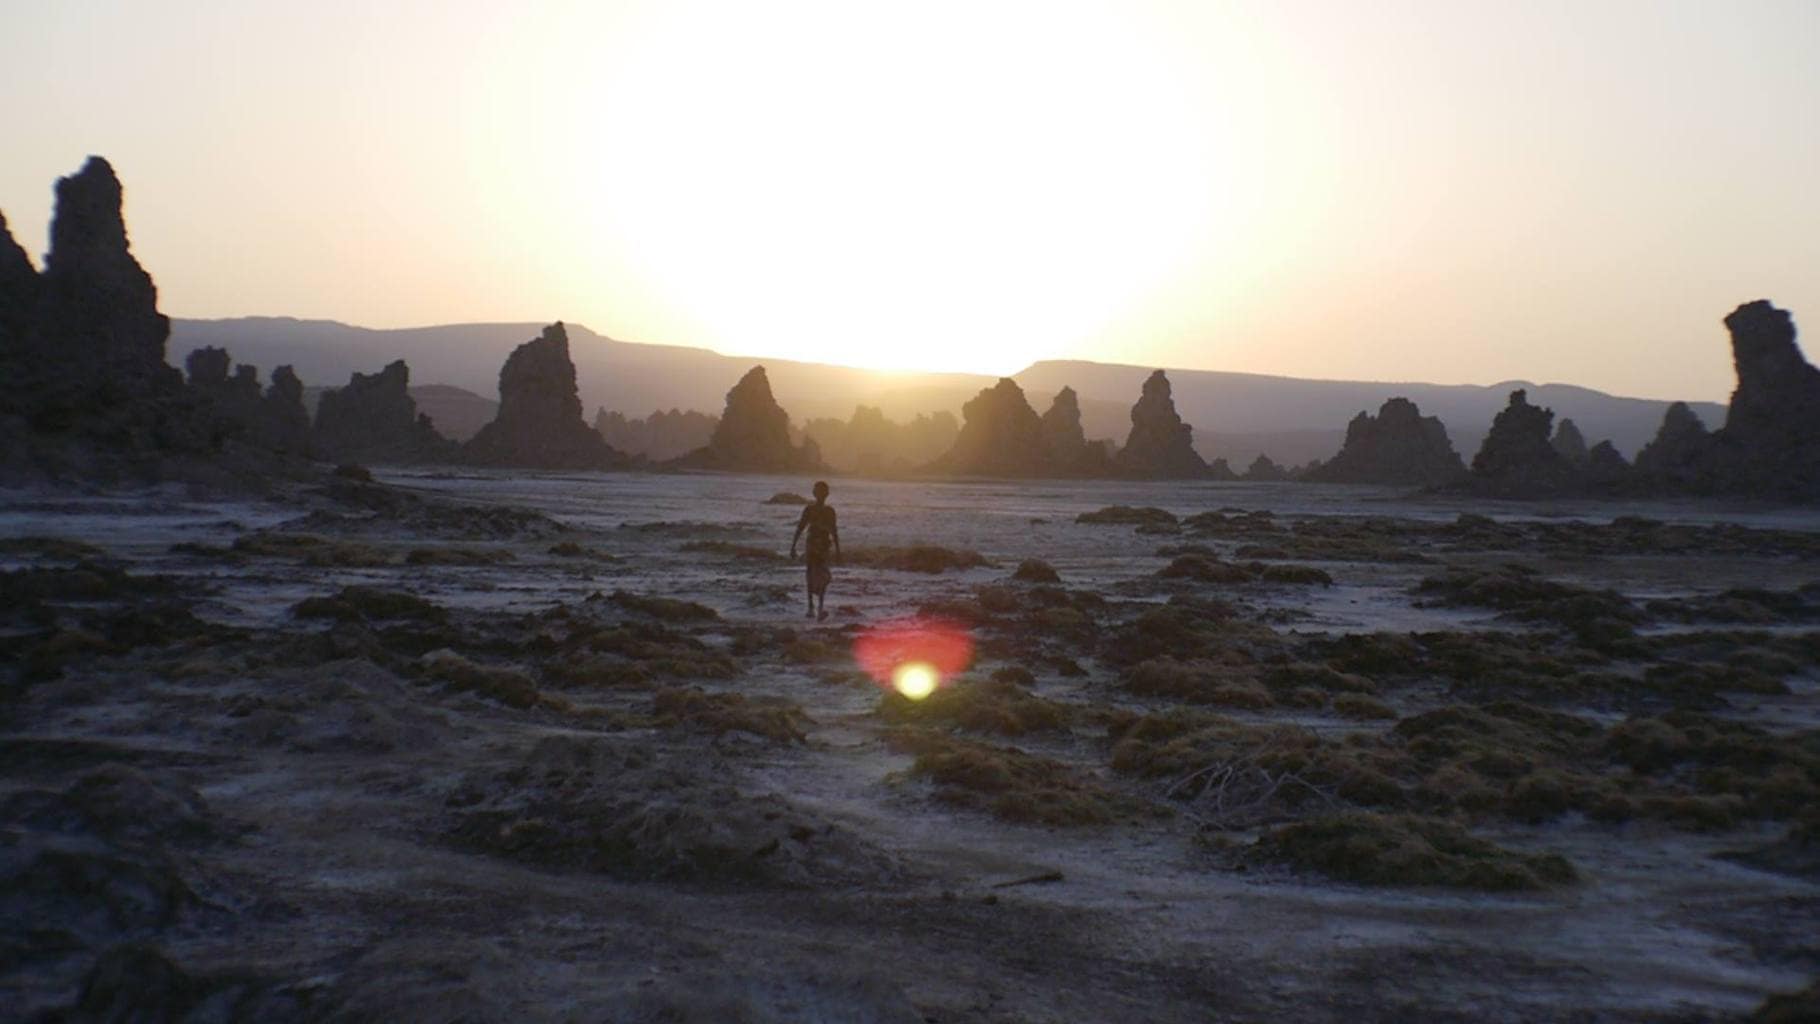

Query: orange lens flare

[852,617,974,699]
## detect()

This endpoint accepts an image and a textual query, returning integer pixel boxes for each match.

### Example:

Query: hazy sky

[3,1,1816,400]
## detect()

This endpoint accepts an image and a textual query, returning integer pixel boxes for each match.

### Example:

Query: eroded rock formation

[465,323,625,469]
[1115,370,1207,478]
[922,378,1053,477]
[673,365,822,472]
[1586,440,1632,489]
[1040,386,1087,457]
[1464,390,1580,497]
[1550,418,1590,467]
[1039,387,1115,474]
[34,158,177,402]
[922,380,1123,478]
[1243,455,1288,482]
[0,156,222,477]
[1717,300,1820,496]
[4,158,183,425]
[1307,397,1466,486]
[185,347,312,455]
[1459,302,1820,499]
[0,211,34,352]
[1633,401,1714,491]
[316,360,457,465]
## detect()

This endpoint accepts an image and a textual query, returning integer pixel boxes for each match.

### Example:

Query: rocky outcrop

[1243,455,1288,482]
[1585,440,1632,489]
[1550,418,1590,467]
[921,379,1124,478]
[922,378,1054,477]
[0,156,325,483]
[1463,390,1580,497]
[1633,401,1714,491]
[263,367,313,454]
[0,156,230,479]
[4,158,185,427]
[1307,397,1466,486]
[1040,386,1086,456]
[316,360,457,465]
[1716,301,1820,496]
[673,365,822,472]
[0,211,35,352]
[465,323,625,469]
[1039,387,1115,474]
[185,348,312,455]
[34,158,177,402]
[1452,303,1820,499]
[1115,370,1207,478]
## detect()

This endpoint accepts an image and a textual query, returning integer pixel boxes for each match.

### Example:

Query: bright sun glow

[891,661,941,701]
[581,0,1223,374]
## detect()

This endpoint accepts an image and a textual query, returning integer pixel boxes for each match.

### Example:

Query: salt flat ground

[2,471,1816,1022]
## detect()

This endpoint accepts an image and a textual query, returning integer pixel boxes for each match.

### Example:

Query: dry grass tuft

[844,545,989,574]
[420,649,543,709]
[889,730,1141,826]
[1251,811,1577,890]
[653,687,808,744]
[878,678,1070,736]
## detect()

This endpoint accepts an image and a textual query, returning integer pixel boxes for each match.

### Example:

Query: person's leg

[804,564,815,617]
[810,560,830,619]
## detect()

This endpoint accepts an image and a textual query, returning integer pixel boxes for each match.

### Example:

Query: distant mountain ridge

[171,317,1728,464]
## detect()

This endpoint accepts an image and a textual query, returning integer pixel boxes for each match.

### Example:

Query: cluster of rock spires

[311,324,626,469]
[312,359,454,465]
[924,379,1082,477]
[924,371,1230,479]
[1443,301,1820,499]
[0,155,632,481]
[0,158,254,482]
[9,158,1820,500]
[184,347,312,456]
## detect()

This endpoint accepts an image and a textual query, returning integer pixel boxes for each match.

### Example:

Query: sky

[2,0,1816,401]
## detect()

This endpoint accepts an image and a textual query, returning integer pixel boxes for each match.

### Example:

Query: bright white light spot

[892,661,940,701]
[579,0,1224,374]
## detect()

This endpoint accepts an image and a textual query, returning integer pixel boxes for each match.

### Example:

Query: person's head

[812,480,830,502]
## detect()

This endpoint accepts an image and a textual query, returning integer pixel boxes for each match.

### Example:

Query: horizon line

[170,312,1736,407]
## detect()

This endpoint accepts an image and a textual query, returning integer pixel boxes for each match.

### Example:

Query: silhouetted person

[789,480,840,620]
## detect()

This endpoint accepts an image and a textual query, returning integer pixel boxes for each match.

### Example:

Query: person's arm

[789,507,809,559]
[830,508,841,563]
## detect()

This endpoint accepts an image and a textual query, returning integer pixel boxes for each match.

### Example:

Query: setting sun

[577,0,1221,374]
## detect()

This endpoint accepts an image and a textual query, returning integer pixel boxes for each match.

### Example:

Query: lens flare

[891,661,940,700]
[852,616,974,698]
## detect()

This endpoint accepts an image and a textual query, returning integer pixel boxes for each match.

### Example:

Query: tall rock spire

[36,157,172,390]
[466,322,626,469]
[1115,370,1207,478]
